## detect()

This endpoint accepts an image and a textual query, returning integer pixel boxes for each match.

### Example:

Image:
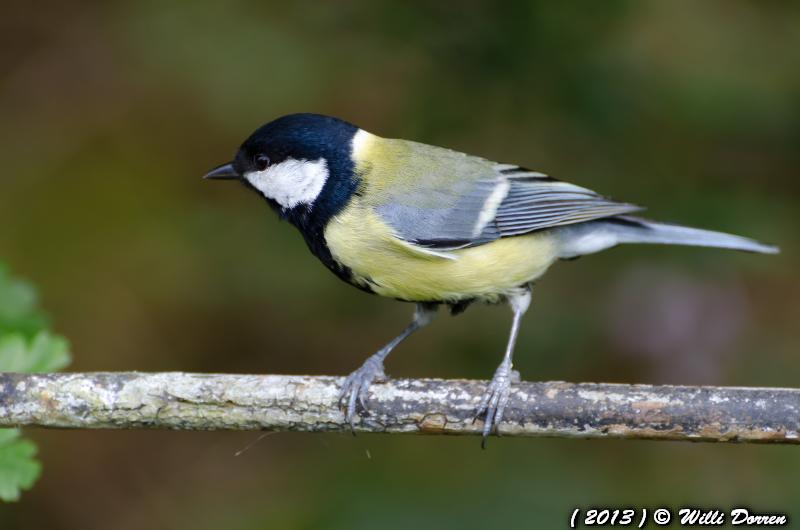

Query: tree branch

[1,372,798,443]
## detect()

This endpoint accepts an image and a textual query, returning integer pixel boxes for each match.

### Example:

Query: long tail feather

[556,216,779,258]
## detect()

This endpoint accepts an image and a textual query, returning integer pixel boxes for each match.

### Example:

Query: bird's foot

[474,361,519,448]
[338,352,388,430]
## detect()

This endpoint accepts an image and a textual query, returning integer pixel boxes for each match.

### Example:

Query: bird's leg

[339,303,437,428]
[475,288,531,448]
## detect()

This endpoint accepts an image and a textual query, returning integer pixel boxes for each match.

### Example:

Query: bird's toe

[474,362,514,448]
[338,356,387,430]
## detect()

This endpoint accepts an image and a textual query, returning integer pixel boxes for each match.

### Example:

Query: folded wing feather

[373,151,641,251]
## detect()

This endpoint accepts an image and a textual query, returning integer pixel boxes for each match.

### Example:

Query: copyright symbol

[653,508,671,525]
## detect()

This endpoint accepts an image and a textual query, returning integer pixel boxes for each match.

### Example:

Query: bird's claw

[474,362,516,448]
[338,354,387,431]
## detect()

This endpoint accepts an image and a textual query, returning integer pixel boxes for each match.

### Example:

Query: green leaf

[0,429,42,502]
[0,332,71,373]
[0,264,71,503]
[0,265,48,337]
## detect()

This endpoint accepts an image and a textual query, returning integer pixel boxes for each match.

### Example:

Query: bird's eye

[254,154,270,171]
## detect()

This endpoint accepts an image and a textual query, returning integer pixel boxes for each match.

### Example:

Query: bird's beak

[204,162,239,180]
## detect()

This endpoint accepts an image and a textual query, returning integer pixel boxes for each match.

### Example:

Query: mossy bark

[1,373,799,443]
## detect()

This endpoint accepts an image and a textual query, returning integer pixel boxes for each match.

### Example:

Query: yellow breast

[324,199,559,303]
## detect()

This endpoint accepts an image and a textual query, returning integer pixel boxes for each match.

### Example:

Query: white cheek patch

[244,158,329,209]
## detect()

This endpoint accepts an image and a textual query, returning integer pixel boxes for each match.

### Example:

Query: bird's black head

[205,113,361,233]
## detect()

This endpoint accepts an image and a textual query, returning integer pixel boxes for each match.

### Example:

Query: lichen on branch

[1,372,798,444]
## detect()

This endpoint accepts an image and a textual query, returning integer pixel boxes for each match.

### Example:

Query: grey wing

[376,161,642,250]
[483,166,643,241]
[375,177,503,248]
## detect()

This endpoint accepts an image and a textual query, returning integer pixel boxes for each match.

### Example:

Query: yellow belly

[324,201,559,303]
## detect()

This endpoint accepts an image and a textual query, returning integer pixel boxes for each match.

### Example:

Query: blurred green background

[1,0,799,527]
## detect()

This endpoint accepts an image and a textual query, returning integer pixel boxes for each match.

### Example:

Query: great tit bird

[205,113,778,444]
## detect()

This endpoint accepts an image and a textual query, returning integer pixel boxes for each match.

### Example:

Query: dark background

[1,1,798,528]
